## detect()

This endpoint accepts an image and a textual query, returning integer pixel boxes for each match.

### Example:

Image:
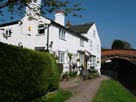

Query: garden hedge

[0,42,60,102]
[57,63,63,74]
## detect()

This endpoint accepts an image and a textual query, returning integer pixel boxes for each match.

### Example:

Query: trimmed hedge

[0,42,60,102]
[57,63,63,74]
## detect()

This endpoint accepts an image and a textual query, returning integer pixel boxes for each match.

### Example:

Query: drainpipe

[46,25,49,52]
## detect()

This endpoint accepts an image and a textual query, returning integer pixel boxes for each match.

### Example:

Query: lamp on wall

[18,42,23,48]
[49,41,53,49]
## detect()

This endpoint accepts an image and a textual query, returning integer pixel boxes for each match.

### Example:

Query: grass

[93,80,136,102]
[33,89,72,102]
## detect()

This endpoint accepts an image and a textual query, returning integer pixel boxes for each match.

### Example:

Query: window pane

[38,29,45,34]
[59,29,65,40]
[58,51,65,63]
[80,39,84,47]
[38,24,45,34]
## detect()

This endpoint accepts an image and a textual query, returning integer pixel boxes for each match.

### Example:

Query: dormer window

[38,24,47,34]
[59,28,65,40]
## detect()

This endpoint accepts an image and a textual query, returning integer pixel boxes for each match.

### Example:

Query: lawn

[93,80,136,102]
[33,89,72,102]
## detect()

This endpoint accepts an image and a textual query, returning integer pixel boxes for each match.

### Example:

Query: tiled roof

[68,23,94,34]
[50,20,88,41]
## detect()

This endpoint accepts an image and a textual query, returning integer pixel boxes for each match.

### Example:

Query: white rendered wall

[83,23,101,74]
[0,16,51,50]
[48,24,88,72]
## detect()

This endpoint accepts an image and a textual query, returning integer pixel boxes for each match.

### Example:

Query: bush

[0,42,60,102]
[88,69,99,79]
[57,63,63,74]
[69,71,77,77]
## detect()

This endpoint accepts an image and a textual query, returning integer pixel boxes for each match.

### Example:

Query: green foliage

[88,69,99,79]
[101,47,109,51]
[34,89,72,102]
[69,71,77,77]
[93,80,136,102]
[0,42,60,102]
[111,39,131,49]
[0,0,84,21]
[61,72,69,81]
[57,63,63,74]
[68,52,72,60]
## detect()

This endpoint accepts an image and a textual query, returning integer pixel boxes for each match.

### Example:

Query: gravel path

[60,75,110,102]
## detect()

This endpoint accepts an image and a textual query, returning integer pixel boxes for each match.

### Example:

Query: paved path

[60,75,110,102]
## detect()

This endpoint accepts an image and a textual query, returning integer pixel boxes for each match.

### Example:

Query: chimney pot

[66,21,72,28]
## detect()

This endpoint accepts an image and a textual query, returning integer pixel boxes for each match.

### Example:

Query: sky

[0,0,136,49]
[64,0,136,49]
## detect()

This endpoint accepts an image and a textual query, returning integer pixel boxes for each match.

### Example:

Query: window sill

[36,34,45,36]
[59,38,66,41]
[57,62,65,64]
[80,45,84,47]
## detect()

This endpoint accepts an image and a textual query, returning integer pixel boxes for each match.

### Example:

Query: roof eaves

[0,20,19,27]
[50,20,88,41]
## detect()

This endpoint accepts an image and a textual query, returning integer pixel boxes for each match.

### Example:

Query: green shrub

[88,69,99,79]
[0,42,60,102]
[57,63,63,74]
[69,71,77,77]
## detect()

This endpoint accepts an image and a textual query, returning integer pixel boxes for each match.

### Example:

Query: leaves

[111,39,132,49]
[0,0,84,22]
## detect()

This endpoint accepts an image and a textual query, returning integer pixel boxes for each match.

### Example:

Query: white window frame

[59,29,65,40]
[79,53,84,65]
[80,39,84,47]
[58,51,65,63]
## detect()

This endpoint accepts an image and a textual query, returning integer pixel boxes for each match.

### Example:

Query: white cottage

[0,0,101,74]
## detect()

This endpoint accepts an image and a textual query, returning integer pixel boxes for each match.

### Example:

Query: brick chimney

[55,10,65,26]
[66,21,72,28]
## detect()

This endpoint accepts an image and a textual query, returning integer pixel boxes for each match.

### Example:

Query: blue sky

[0,0,136,49]
[65,0,136,49]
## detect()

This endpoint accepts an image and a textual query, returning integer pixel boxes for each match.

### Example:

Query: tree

[0,0,84,21]
[111,39,131,49]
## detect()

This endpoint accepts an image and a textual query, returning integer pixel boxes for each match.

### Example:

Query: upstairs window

[93,30,96,37]
[90,40,93,49]
[80,39,84,47]
[2,29,12,39]
[59,29,65,40]
[38,24,46,34]
[97,44,100,52]
[58,51,65,63]
[5,29,12,37]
